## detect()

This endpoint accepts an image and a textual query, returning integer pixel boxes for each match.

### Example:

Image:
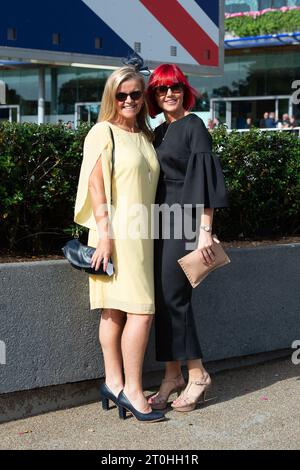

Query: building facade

[0,0,299,129]
[225,0,300,13]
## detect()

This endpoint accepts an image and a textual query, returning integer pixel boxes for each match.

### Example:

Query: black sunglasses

[155,83,184,95]
[116,90,143,102]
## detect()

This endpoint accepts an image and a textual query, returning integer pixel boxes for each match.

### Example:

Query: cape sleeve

[73,122,113,230]
[180,117,229,208]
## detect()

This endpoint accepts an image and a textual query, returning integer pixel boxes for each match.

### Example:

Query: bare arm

[88,157,112,272]
[197,208,215,265]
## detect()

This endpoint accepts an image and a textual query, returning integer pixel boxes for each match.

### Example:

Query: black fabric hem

[155,354,203,362]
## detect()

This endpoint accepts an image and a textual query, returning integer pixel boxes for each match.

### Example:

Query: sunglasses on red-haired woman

[154,83,184,96]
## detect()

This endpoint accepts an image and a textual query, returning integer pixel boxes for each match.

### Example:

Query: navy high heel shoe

[100,383,119,411]
[118,391,165,422]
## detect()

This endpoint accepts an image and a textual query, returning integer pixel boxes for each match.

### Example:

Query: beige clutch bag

[178,235,230,288]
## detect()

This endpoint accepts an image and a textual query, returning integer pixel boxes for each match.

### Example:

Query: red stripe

[140,0,218,66]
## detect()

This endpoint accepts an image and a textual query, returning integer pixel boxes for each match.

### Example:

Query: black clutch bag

[62,126,115,276]
[61,238,114,276]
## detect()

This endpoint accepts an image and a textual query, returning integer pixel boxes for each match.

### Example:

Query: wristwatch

[200,224,212,232]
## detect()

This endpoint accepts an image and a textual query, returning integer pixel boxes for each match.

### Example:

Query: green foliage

[0,122,90,254]
[0,122,299,254]
[225,10,300,37]
[212,125,300,238]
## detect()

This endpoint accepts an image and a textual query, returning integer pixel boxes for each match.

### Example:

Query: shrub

[212,125,300,238]
[0,122,299,255]
[0,122,89,254]
[225,10,300,37]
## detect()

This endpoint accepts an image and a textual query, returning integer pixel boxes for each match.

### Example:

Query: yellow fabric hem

[90,297,155,314]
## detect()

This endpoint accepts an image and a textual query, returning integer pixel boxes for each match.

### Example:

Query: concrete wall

[0,243,299,395]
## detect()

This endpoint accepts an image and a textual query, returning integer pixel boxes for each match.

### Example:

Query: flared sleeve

[74,122,113,230]
[180,117,229,208]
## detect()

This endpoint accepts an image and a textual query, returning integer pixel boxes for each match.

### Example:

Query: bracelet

[200,224,212,232]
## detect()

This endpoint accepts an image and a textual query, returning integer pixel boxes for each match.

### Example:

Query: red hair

[146,64,197,118]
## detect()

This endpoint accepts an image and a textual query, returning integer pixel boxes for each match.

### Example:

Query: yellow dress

[74,121,160,313]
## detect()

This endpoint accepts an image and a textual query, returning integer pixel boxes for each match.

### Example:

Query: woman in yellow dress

[73,62,164,422]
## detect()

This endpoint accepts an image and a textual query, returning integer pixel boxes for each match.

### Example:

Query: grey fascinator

[122,53,150,76]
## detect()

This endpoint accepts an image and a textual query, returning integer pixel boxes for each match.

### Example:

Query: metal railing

[227,127,300,137]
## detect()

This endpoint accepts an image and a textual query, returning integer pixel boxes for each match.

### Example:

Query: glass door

[230,99,277,128]
[278,98,290,122]
[75,102,100,128]
[212,97,291,129]
[211,100,227,125]
[255,100,276,127]
[0,105,20,123]
[231,101,253,129]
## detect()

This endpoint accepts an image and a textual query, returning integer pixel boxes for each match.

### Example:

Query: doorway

[74,102,100,128]
[211,96,292,129]
[0,105,20,123]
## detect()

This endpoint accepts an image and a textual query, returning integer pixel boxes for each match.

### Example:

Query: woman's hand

[91,237,112,273]
[197,230,215,265]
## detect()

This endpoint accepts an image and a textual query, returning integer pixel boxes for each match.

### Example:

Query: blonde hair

[98,66,153,141]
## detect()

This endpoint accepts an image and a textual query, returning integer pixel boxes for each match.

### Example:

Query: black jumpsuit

[154,114,229,362]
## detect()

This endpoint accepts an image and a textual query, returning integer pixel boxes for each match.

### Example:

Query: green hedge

[0,122,299,255]
[225,10,300,37]
[0,122,89,254]
[212,126,300,239]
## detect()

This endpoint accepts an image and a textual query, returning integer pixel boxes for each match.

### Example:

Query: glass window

[225,2,251,13]
[272,0,286,6]
[0,67,39,116]
[225,1,258,13]
[224,0,297,11]
[188,49,300,108]
[258,0,287,8]
[55,67,110,115]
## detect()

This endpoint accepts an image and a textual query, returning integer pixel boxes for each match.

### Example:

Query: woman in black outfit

[146,64,229,412]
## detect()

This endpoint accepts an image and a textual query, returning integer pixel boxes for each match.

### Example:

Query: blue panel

[0,0,133,58]
[193,0,219,26]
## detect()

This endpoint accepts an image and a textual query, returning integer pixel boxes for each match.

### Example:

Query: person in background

[280,113,291,128]
[259,112,269,128]
[245,116,254,129]
[212,117,220,128]
[289,116,298,128]
[265,112,276,128]
[207,118,215,130]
